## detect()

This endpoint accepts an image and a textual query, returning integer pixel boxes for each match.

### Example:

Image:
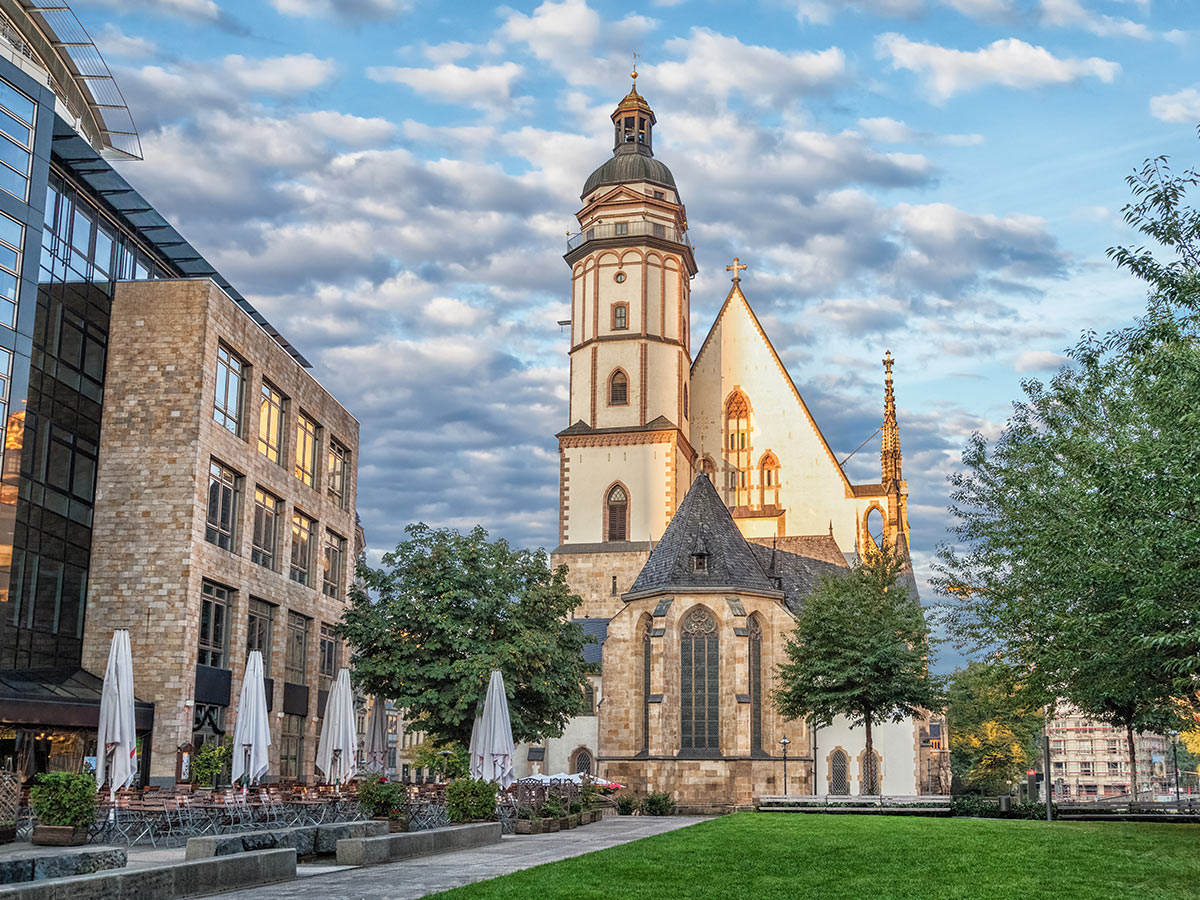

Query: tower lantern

[612,69,655,154]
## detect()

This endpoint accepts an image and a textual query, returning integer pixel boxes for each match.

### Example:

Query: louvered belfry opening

[607,484,628,541]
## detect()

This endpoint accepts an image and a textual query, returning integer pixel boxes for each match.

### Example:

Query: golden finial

[631,52,638,86]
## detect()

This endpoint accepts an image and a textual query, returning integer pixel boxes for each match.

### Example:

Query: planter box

[32,825,89,846]
[542,818,559,833]
[515,818,543,835]
[0,824,15,844]
[566,814,580,829]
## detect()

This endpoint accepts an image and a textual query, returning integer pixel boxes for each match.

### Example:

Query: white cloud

[1039,0,1152,40]
[271,0,410,18]
[95,25,158,60]
[1149,87,1200,123]
[1014,350,1067,371]
[367,62,525,111]
[222,54,337,95]
[650,30,846,107]
[858,116,984,146]
[877,34,1120,101]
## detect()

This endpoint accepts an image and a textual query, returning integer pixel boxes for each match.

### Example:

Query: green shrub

[191,740,231,788]
[950,795,1055,820]
[580,781,600,810]
[615,793,639,816]
[642,791,676,816]
[541,795,567,818]
[357,776,408,820]
[518,804,538,820]
[30,773,97,828]
[569,801,582,814]
[446,778,498,823]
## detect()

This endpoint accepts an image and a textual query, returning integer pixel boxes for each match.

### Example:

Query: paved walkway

[203,815,708,900]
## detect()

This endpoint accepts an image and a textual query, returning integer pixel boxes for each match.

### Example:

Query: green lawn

[430,813,1200,900]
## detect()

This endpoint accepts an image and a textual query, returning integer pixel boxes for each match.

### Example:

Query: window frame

[257,381,285,463]
[290,511,315,586]
[213,342,245,436]
[323,530,347,600]
[198,580,232,669]
[608,369,629,406]
[285,611,309,685]
[205,459,240,552]
[680,606,719,752]
[318,622,342,694]
[295,411,319,487]
[611,302,629,331]
[327,440,349,509]
[605,483,628,542]
[251,487,280,570]
[247,597,275,678]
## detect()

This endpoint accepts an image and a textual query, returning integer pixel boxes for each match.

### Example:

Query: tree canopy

[945,661,1044,795]
[933,138,1200,785]
[774,546,942,790]
[338,523,590,747]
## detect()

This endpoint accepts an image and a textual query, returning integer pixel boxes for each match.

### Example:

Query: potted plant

[541,795,565,832]
[191,740,232,789]
[30,773,96,846]
[358,776,408,831]
[514,805,543,835]
[567,800,582,827]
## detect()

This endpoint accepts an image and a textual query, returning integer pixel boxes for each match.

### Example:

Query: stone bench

[0,847,126,885]
[336,822,501,866]
[0,847,294,899]
[185,819,387,860]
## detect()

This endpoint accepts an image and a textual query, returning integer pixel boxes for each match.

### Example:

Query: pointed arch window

[683,384,689,420]
[830,749,850,795]
[606,484,628,542]
[759,451,780,508]
[681,606,719,752]
[609,370,629,406]
[724,390,751,507]
[641,616,652,754]
[861,750,881,796]
[748,615,763,753]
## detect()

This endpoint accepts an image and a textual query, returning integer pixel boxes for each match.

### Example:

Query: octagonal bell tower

[554,73,699,618]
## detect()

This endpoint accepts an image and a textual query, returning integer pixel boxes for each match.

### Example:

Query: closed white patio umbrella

[316,668,358,785]
[364,695,388,774]
[468,670,515,788]
[95,630,137,799]
[230,650,271,788]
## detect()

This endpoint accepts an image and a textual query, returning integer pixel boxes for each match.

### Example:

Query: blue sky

[74,0,1200,669]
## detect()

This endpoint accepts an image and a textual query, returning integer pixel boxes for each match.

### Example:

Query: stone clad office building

[0,2,360,786]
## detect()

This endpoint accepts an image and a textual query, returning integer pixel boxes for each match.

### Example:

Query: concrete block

[275,828,315,858]
[335,823,501,867]
[0,860,32,886]
[119,865,175,898]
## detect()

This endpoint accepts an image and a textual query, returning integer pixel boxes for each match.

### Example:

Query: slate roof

[574,618,610,665]
[746,542,846,615]
[557,415,677,438]
[749,534,848,568]
[582,150,677,199]
[626,474,781,598]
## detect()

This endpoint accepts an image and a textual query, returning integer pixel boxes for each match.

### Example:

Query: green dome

[582,151,677,199]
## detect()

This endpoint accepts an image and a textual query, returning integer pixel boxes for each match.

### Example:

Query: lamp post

[439,748,452,783]
[1170,731,1181,804]
[779,737,791,798]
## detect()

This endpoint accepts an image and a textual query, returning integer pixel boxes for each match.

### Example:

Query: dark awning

[0,667,153,730]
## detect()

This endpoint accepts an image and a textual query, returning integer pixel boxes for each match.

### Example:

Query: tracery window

[609,370,628,406]
[861,750,881,795]
[642,617,652,753]
[724,391,751,507]
[606,485,628,541]
[573,748,594,775]
[748,615,763,752]
[830,749,850,795]
[681,606,719,752]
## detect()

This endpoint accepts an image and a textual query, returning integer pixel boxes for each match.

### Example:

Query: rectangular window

[214,343,244,435]
[192,703,226,750]
[327,440,348,508]
[251,488,280,570]
[205,460,239,551]
[652,222,666,238]
[1080,762,1094,776]
[280,714,304,779]
[257,382,285,463]
[198,581,231,668]
[295,412,318,487]
[1107,739,1120,753]
[1108,761,1121,774]
[0,210,21,328]
[290,511,314,585]
[286,611,309,684]
[614,222,628,235]
[612,304,627,330]
[0,78,32,204]
[247,598,275,677]
[319,622,341,693]
[323,531,346,600]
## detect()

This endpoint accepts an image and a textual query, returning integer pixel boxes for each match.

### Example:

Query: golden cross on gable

[883,349,894,376]
[726,256,748,284]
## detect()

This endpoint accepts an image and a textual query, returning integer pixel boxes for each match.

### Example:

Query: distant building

[0,2,359,786]
[1048,705,1172,800]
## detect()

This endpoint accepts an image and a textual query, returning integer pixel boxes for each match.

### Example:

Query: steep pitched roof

[749,535,848,568]
[573,618,610,665]
[746,543,846,615]
[626,473,781,598]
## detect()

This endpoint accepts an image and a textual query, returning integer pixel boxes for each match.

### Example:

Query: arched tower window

[759,452,780,509]
[606,484,628,542]
[641,615,652,754]
[861,750,881,796]
[682,384,689,420]
[748,615,763,752]
[581,682,596,716]
[724,390,751,507]
[830,749,850,795]
[681,606,719,752]
[702,456,715,478]
[609,370,629,406]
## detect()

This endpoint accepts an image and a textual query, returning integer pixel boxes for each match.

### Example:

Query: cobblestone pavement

[203,815,709,900]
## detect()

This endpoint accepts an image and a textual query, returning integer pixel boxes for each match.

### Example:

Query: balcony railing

[567,220,690,252]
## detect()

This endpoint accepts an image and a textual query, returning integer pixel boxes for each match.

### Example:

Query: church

[513,75,949,809]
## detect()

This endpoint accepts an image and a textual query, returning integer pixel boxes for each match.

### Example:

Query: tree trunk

[864,715,875,796]
[1126,722,1138,799]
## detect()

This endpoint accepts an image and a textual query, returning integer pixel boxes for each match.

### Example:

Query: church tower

[553,73,699,618]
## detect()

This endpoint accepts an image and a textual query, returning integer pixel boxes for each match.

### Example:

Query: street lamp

[1170,731,1181,804]
[779,737,791,798]
[439,748,452,782]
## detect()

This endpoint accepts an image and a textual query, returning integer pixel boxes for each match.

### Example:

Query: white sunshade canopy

[230,650,271,787]
[468,670,515,789]
[316,668,359,785]
[95,630,137,799]
[364,695,388,774]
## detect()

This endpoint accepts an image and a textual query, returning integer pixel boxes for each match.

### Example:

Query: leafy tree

[934,139,1200,791]
[945,661,1044,794]
[774,547,942,792]
[338,523,589,748]
[412,739,469,780]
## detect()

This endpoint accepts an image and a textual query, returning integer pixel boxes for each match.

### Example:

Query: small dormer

[691,536,709,573]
